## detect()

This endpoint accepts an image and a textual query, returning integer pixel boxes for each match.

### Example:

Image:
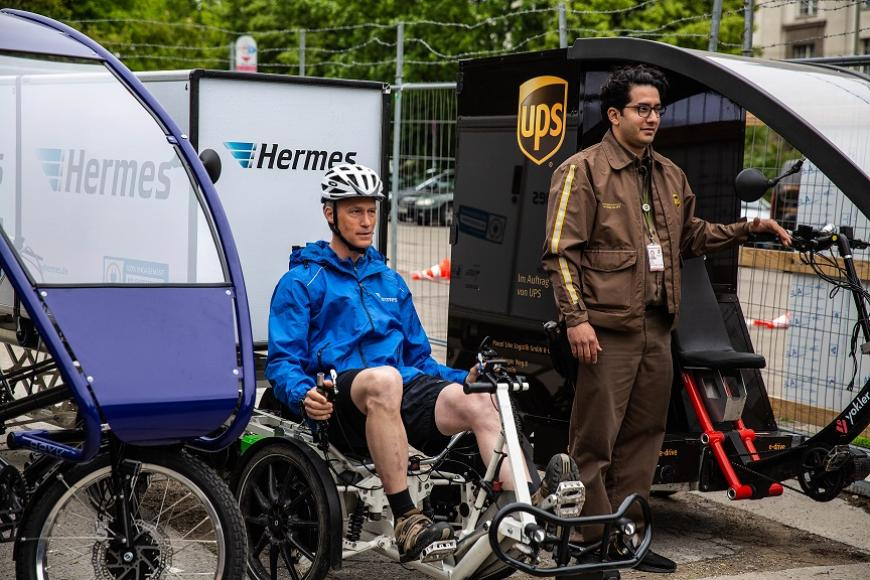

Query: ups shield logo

[517,76,568,165]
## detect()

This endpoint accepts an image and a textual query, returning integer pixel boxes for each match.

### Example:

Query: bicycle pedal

[420,538,457,562]
[554,480,585,517]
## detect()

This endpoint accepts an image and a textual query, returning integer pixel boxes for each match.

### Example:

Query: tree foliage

[20,1,752,81]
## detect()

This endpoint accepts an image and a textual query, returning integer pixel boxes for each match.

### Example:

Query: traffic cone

[411,257,451,280]
[750,312,791,329]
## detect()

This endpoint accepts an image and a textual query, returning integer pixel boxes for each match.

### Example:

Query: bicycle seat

[674,257,765,370]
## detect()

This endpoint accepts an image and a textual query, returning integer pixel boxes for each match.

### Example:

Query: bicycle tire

[236,443,336,580]
[16,447,247,580]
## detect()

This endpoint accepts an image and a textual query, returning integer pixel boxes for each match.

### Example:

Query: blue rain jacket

[266,241,467,417]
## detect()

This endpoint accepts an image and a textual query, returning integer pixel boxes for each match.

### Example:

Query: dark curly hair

[599,65,669,120]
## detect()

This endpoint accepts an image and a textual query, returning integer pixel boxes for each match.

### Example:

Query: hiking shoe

[394,509,455,563]
[532,452,581,506]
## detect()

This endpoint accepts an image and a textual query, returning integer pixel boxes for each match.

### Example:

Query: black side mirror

[734,168,771,202]
[735,159,804,203]
[199,148,222,184]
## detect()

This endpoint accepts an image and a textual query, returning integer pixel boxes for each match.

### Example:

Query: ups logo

[517,76,568,165]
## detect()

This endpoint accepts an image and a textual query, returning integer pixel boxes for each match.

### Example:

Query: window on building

[799,0,817,17]
[792,43,816,59]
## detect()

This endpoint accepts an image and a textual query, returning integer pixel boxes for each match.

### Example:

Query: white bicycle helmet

[321,163,385,203]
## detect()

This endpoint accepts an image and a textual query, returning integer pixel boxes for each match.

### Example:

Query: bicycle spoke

[283,488,311,511]
[155,478,170,528]
[281,542,302,580]
[287,535,315,563]
[252,528,271,558]
[251,481,271,511]
[270,543,279,580]
[267,464,279,504]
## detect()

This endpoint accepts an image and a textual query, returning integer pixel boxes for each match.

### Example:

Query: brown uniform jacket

[542,130,751,332]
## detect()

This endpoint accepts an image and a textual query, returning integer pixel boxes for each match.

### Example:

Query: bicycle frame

[241,367,650,578]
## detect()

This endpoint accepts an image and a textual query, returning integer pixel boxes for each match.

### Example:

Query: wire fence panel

[389,84,456,350]
[739,118,870,439]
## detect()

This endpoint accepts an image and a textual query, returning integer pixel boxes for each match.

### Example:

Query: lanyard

[640,163,656,243]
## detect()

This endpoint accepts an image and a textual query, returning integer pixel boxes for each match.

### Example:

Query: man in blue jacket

[266,163,527,563]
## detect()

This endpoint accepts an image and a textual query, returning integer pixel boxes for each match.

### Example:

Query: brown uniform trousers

[569,309,673,535]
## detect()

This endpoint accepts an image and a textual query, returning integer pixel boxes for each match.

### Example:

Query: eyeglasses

[623,104,666,118]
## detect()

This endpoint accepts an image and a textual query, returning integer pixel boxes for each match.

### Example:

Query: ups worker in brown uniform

[542,65,790,574]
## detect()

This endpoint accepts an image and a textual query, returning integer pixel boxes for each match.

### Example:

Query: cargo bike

[0,9,256,579]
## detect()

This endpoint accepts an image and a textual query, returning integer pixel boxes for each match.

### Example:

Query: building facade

[753,0,870,59]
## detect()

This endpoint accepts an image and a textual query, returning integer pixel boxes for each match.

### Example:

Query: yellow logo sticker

[517,76,568,165]
[602,202,622,209]
[672,193,681,207]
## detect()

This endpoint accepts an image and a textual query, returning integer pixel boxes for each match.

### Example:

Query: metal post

[389,22,404,267]
[854,0,862,56]
[299,29,306,76]
[709,0,724,52]
[743,0,754,57]
[228,41,234,70]
[559,1,567,49]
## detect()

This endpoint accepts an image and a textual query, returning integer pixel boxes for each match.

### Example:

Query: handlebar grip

[463,381,496,394]
[315,372,334,402]
[463,378,530,394]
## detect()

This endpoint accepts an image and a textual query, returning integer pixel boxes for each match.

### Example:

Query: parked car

[397,169,454,226]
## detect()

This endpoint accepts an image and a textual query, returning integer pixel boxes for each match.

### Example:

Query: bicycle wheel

[16,448,247,580]
[236,443,336,580]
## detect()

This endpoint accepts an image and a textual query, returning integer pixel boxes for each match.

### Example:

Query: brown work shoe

[394,508,455,563]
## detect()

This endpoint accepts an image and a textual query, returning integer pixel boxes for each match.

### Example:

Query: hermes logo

[602,202,622,209]
[517,76,568,165]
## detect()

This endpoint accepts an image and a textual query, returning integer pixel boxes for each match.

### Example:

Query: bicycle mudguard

[487,494,652,577]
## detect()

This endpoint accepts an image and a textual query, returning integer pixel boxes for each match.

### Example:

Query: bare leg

[349,366,408,493]
[433,383,531,489]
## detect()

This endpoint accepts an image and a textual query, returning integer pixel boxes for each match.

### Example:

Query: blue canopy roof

[0,10,100,60]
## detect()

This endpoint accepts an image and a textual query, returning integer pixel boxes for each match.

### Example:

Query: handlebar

[465,340,530,394]
[790,224,869,253]
[464,376,529,395]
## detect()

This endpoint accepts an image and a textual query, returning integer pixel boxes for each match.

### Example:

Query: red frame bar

[682,372,782,499]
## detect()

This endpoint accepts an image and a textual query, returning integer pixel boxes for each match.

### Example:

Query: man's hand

[750,217,792,247]
[466,363,481,386]
[567,321,602,365]
[303,380,334,421]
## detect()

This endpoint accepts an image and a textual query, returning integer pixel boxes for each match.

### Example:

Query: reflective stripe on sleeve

[558,256,579,304]
[550,165,579,304]
[550,164,576,254]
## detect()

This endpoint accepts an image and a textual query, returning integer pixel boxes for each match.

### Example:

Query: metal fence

[388,83,456,350]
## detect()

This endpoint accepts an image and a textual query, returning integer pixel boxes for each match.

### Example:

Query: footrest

[554,480,585,518]
[420,539,457,562]
[488,494,652,577]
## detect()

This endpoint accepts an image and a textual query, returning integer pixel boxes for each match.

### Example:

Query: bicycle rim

[31,462,226,580]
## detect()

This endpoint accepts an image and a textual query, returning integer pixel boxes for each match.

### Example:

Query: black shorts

[328,369,454,456]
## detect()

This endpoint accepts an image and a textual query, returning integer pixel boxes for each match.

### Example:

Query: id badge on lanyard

[647,244,664,272]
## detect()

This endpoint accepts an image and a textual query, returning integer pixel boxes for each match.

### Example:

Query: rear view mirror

[734,168,770,202]
[199,148,222,184]
[735,159,804,203]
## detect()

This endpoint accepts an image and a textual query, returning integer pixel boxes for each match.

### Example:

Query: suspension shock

[346,500,366,542]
